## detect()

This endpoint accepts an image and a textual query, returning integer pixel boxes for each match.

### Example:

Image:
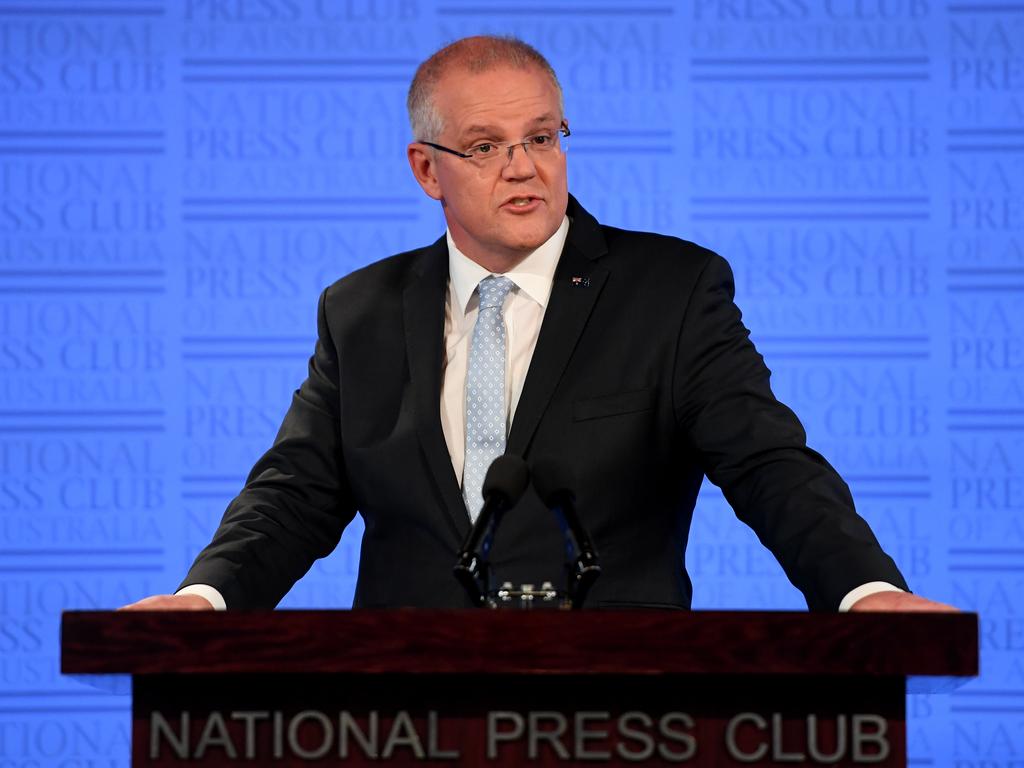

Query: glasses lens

[468,144,501,161]
[467,130,566,164]
[529,131,560,152]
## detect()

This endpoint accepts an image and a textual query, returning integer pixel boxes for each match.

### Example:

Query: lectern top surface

[60,609,977,689]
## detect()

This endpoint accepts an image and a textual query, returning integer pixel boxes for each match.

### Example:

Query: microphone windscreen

[482,454,530,505]
[531,457,576,505]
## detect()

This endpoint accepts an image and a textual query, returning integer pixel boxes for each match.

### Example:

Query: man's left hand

[849,591,958,612]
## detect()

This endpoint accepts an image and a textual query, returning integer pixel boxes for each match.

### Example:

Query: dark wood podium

[61,610,977,766]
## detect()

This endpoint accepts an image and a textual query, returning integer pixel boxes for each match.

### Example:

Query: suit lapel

[507,196,609,457]
[403,238,471,540]
[403,197,609,533]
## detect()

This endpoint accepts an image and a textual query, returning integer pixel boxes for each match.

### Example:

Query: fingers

[118,594,214,611]
[849,592,959,613]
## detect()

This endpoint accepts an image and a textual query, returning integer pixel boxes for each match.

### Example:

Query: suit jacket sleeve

[178,288,357,609]
[672,252,909,611]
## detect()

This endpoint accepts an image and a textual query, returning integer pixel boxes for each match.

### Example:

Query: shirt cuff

[838,581,905,612]
[175,584,227,611]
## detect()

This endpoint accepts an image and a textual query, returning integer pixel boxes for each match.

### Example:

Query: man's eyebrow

[459,115,560,140]
[526,113,558,126]
[461,124,501,139]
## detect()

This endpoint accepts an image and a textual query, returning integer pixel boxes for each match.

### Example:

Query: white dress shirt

[178,215,900,611]
[440,217,568,484]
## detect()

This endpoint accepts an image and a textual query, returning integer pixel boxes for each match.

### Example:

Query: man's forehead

[432,64,560,132]
[435,60,550,87]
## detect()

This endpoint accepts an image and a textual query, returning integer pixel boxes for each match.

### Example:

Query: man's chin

[502,221,560,252]
[499,238,546,258]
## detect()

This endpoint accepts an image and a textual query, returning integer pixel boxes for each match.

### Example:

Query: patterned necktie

[463,275,515,520]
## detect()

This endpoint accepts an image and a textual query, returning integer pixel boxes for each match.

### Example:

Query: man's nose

[501,142,537,179]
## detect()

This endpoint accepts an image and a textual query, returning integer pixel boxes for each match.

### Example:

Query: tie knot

[477,275,514,310]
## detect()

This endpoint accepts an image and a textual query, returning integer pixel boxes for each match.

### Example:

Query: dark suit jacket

[181,195,908,611]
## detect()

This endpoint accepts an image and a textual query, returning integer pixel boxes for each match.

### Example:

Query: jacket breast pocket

[573,388,655,422]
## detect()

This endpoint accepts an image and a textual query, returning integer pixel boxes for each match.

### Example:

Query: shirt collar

[447,215,570,314]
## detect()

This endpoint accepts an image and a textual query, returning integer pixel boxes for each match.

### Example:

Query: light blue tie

[463,275,515,520]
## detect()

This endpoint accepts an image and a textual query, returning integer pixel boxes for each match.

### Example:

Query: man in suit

[125,36,952,613]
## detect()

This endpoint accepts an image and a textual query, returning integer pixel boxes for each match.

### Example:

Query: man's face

[408,64,569,268]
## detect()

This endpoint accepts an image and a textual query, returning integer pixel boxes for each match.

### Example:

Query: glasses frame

[419,121,570,164]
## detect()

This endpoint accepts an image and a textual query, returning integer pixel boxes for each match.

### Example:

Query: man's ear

[407,143,443,201]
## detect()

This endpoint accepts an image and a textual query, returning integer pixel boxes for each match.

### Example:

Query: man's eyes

[467,132,556,154]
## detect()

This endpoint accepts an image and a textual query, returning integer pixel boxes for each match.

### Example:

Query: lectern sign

[146,708,895,764]
[136,673,902,766]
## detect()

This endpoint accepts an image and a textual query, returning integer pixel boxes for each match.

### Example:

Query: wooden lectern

[61,610,977,766]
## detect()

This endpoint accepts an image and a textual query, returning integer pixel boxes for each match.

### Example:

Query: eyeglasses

[420,121,570,166]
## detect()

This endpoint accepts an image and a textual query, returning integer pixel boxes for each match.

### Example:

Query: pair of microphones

[453,455,601,609]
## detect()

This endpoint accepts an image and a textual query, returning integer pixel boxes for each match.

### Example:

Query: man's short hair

[407,35,564,143]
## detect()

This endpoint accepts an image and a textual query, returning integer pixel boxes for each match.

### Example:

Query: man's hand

[118,594,215,611]
[849,591,958,612]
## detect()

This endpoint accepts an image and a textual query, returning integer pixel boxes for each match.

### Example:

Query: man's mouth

[502,195,542,210]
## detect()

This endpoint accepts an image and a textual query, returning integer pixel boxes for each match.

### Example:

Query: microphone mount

[452,456,602,610]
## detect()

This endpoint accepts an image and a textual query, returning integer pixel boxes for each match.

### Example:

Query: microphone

[453,454,530,606]
[531,458,601,608]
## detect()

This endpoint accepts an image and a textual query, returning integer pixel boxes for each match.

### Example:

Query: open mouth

[502,196,542,211]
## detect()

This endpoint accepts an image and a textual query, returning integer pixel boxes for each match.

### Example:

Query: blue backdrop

[1,0,1021,765]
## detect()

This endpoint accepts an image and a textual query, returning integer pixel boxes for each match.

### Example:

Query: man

[125,36,952,613]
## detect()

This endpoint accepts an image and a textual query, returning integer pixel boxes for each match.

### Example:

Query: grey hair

[407,35,564,143]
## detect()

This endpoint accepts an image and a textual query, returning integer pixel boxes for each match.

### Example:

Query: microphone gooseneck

[531,458,602,609]
[453,455,530,606]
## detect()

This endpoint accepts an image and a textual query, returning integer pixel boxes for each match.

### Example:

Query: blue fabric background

[0,0,1020,764]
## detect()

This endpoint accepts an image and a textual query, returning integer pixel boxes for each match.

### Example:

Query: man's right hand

[118,594,214,611]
